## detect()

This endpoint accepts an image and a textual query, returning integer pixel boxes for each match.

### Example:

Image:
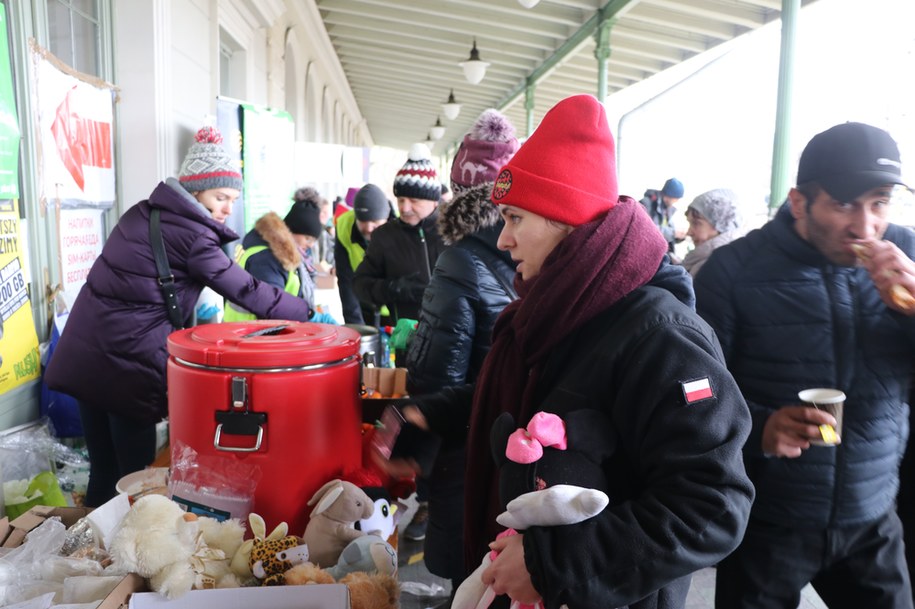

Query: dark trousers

[715,511,913,609]
[899,396,915,606]
[79,402,157,507]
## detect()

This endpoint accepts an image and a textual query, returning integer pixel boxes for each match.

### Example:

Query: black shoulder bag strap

[149,208,185,330]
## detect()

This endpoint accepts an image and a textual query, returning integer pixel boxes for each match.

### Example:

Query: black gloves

[387,272,426,303]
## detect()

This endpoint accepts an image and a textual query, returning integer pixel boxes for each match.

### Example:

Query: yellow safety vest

[224,245,301,321]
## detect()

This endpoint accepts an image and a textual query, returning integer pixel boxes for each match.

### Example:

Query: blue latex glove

[196,302,221,321]
[310,311,340,325]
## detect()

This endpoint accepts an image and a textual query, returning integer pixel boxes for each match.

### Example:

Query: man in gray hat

[335,183,393,324]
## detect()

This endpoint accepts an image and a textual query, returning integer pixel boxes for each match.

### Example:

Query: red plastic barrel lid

[167,321,360,368]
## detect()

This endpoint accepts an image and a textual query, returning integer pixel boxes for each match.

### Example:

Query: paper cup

[116,467,169,504]
[798,388,845,446]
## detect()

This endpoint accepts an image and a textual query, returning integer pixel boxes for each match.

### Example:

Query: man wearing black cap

[335,183,393,324]
[695,122,915,608]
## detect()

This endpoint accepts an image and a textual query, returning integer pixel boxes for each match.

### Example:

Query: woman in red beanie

[389,95,753,609]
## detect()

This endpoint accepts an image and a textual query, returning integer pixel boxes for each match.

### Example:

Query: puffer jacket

[695,202,915,528]
[352,211,448,322]
[406,183,517,396]
[45,179,313,424]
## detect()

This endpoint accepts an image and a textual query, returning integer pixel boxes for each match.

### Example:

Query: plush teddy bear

[302,479,374,567]
[107,494,245,598]
[452,410,614,609]
[284,563,399,609]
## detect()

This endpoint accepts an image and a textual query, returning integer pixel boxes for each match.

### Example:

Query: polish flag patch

[681,377,713,404]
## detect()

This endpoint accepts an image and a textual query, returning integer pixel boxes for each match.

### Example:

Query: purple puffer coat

[45,180,313,424]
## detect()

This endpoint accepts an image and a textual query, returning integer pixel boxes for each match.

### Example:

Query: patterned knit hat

[393,143,441,202]
[491,95,617,227]
[178,126,243,193]
[450,109,520,196]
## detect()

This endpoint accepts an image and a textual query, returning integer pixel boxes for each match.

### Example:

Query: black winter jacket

[352,212,448,322]
[417,262,754,609]
[406,224,515,396]
[695,203,915,528]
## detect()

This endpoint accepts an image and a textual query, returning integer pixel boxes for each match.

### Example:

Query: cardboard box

[5,505,351,609]
[129,584,350,609]
[1,504,91,548]
[362,367,410,423]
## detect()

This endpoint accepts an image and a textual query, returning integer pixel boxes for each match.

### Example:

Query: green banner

[241,104,294,232]
[0,5,20,199]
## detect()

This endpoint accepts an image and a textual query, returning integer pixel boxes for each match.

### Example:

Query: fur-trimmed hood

[251,212,301,271]
[437,181,501,245]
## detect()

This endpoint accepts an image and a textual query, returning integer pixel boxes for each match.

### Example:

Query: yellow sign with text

[0,199,39,392]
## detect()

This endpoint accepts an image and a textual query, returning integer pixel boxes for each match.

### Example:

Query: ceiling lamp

[459,39,489,85]
[442,89,461,120]
[423,132,434,146]
[430,117,446,140]
[517,0,541,7]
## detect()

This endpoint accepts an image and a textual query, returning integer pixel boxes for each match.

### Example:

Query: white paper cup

[798,388,845,446]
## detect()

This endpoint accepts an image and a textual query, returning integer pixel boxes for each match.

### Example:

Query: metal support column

[769,0,801,214]
[524,81,535,137]
[594,16,613,103]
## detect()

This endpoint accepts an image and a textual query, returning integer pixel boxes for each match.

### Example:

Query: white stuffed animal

[453,485,607,609]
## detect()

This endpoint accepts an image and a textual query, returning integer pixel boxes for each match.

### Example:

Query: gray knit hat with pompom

[178,126,243,193]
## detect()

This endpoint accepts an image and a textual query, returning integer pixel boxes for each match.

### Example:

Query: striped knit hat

[393,143,441,202]
[178,126,243,193]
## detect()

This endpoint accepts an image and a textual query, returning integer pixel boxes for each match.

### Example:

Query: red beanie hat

[491,94,617,226]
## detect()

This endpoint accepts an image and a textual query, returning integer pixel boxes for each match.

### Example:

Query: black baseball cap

[797,122,908,201]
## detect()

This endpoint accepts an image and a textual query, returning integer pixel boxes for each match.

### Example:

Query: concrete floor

[394,496,828,609]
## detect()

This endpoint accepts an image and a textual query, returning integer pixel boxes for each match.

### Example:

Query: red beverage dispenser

[166,321,361,534]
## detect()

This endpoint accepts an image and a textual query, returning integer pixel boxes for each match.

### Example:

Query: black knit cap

[284,200,323,237]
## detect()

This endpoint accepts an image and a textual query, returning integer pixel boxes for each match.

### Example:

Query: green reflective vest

[224,245,301,322]
[336,210,389,318]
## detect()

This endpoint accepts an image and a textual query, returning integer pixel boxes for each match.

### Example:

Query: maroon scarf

[462,197,668,569]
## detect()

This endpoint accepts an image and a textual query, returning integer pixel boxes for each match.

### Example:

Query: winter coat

[695,202,915,528]
[416,262,754,609]
[45,180,313,424]
[226,211,315,318]
[352,211,448,323]
[403,183,517,580]
[406,186,516,395]
[680,227,747,277]
[335,210,374,325]
[640,189,680,253]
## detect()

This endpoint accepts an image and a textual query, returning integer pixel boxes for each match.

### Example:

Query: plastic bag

[168,440,261,521]
[0,420,89,516]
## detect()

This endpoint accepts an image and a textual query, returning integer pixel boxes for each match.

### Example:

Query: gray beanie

[687,188,741,233]
[178,126,244,193]
[354,184,391,221]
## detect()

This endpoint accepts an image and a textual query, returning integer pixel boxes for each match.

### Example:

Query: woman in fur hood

[224,196,322,321]
[404,109,519,595]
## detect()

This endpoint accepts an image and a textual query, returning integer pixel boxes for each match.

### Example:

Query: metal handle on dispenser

[213,376,266,452]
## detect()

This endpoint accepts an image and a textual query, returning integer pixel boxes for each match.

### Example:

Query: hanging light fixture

[459,39,489,85]
[423,132,435,146]
[430,117,446,140]
[442,89,462,120]
[517,0,541,7]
